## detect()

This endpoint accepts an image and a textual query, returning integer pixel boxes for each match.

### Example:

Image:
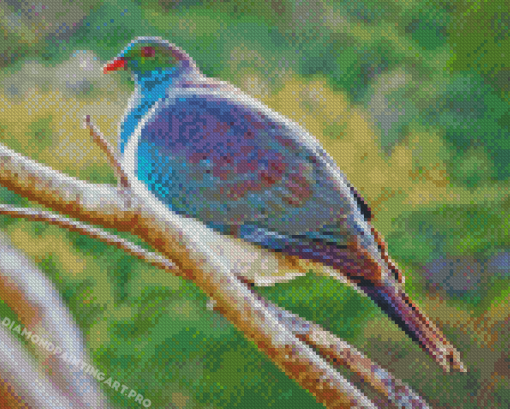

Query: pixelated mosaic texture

[0,0,508,407]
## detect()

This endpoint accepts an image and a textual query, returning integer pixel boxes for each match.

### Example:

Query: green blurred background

[0,0,509,407]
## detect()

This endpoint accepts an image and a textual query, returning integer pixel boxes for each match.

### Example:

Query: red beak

[103,57,127,74]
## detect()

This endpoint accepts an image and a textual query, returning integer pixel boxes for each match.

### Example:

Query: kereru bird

[104,37,465,373]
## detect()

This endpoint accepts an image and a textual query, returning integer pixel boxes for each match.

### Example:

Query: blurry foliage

[335,0,402,25]
[0,0,508,407]
[0,0,101,66]
[387,204,509,265]
[448,0,509,98]
[26,115,55,155]
[422,72,510,183]
[402,5,451,51]
[42,0,144,64]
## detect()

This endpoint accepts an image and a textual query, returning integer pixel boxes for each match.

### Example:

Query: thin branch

[0,142,378,408]
[0,204,176,273]
[84,115,131,189]
[0,203,431,409]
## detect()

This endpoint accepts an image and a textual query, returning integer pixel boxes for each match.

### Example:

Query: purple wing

[134,88,369,245]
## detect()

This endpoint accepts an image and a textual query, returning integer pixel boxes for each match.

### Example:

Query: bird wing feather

[127,85,373,250]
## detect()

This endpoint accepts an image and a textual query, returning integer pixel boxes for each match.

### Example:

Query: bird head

[103,37,198,84]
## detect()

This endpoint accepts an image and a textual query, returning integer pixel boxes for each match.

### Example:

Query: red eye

[141,46,155,58]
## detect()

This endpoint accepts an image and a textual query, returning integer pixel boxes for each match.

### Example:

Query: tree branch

[235,274,431,409]
[0,204,176,273]
[0,142,378,408]
[0,232,110,408]
[0,129,435,407]
[0,201,432,409]
[84,115,131,190]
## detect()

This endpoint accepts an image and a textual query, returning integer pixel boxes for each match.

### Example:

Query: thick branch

[0,143,377,408]
[0,203,431,409]
[0,324,77,408]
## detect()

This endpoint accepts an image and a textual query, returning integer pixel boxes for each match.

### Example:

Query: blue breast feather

[127,89,375,253]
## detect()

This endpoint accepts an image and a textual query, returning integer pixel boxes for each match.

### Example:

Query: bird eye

[141,46,155,58]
